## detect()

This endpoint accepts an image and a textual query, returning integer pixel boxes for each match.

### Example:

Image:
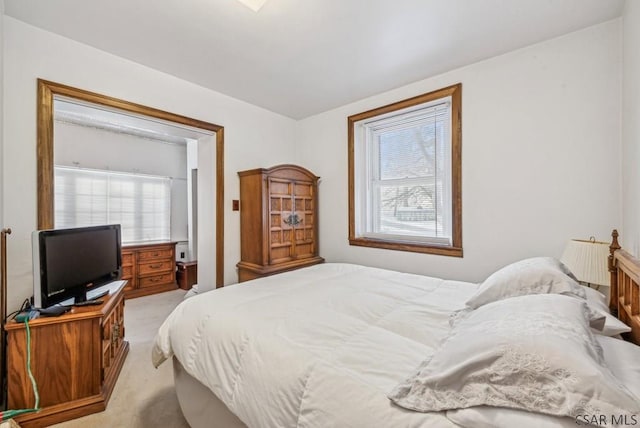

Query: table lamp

[560,237,610,291]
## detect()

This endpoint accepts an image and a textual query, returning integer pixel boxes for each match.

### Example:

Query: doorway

[37,79,224,289]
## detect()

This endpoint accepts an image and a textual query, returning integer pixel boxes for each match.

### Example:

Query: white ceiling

[5,0,624,119]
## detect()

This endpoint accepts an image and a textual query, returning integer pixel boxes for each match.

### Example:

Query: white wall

[295,20,622,283]
[55,122,188,180]
[55,121,189,242]
[1,15,627,310]
[622,1,640,256]
[186,140,198,261]
[2,17,297,311]
[197,135,216,293]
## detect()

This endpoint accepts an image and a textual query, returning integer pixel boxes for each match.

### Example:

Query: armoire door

[292,180,315,259]
[268,177,295,264]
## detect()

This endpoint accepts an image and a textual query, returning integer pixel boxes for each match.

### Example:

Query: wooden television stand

[5,282,128,427]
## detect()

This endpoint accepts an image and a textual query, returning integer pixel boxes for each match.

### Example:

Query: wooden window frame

[348,83,462,257]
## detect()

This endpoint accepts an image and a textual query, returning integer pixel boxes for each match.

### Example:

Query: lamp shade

[560,238,610,287]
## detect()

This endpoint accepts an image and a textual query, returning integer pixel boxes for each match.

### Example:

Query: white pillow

[583,286,631,337]
[597,335,640,398]
[446,331,640,428]
[389,294,639,419]
[466,257,585,309]
[583,286,609,311]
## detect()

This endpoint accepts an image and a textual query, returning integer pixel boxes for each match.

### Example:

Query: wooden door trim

[37,79,225,287]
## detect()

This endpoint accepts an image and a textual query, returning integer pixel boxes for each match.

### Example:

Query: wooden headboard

[608,229,640,345]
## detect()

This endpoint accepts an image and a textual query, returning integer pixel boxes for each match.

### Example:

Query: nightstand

[176,260,198,290]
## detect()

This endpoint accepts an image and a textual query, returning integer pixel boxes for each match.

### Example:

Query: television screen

[33,224,122,308]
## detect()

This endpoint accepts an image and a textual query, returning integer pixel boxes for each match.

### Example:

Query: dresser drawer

[139,272,174,288]
[138,260,173,275]
[121,265,133,279]
[121,252,134,267]
[138,248,173,261]
[121,242,177,298]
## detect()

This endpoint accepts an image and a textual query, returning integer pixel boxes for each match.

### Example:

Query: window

[348,84,462,256]
[55,166,171,243]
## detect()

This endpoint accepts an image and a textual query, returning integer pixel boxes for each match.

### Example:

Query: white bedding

[153,263,640,427]
[153,263,477,427]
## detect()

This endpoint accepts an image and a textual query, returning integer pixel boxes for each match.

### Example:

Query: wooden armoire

[237,164,324,282]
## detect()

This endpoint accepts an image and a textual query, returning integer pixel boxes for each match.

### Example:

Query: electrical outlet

[232,200,240,211]
[180,251,185,259]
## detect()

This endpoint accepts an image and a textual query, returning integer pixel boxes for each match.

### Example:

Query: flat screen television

[32,224,122,308]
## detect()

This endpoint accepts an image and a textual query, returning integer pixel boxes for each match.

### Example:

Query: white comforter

[152,263,478,427]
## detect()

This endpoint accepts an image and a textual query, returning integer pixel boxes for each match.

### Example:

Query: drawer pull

[150,277,160,282]
[149,264,162,269]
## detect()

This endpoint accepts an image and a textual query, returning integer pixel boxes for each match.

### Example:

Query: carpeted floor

[52,289,190,428]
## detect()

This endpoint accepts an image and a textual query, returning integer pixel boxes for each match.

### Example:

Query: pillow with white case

[466,257,585,309]
[445,333,640,428]
[389,294,640,420]
[583,286,631,337]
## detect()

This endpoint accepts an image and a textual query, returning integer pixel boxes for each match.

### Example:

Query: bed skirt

[173,357,247,428]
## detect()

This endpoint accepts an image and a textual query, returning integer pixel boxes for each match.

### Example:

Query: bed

[152,230,640,428]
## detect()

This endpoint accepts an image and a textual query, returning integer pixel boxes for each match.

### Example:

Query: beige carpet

[52,289,190,428]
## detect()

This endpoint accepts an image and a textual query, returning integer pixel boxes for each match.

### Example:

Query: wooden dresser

[121,242,178,298]
[6,283,128,427]
[237,164,324,282]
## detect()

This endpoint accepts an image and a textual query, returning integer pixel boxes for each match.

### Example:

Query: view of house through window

[349,84,462,256]
[369,102,451,242]
[55,166,171,243]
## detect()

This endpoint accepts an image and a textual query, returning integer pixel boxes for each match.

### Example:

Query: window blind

[54,166,171,243]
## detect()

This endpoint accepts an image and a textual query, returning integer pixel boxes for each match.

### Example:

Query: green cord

[2,318,40,421]
[24,319,40,410]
